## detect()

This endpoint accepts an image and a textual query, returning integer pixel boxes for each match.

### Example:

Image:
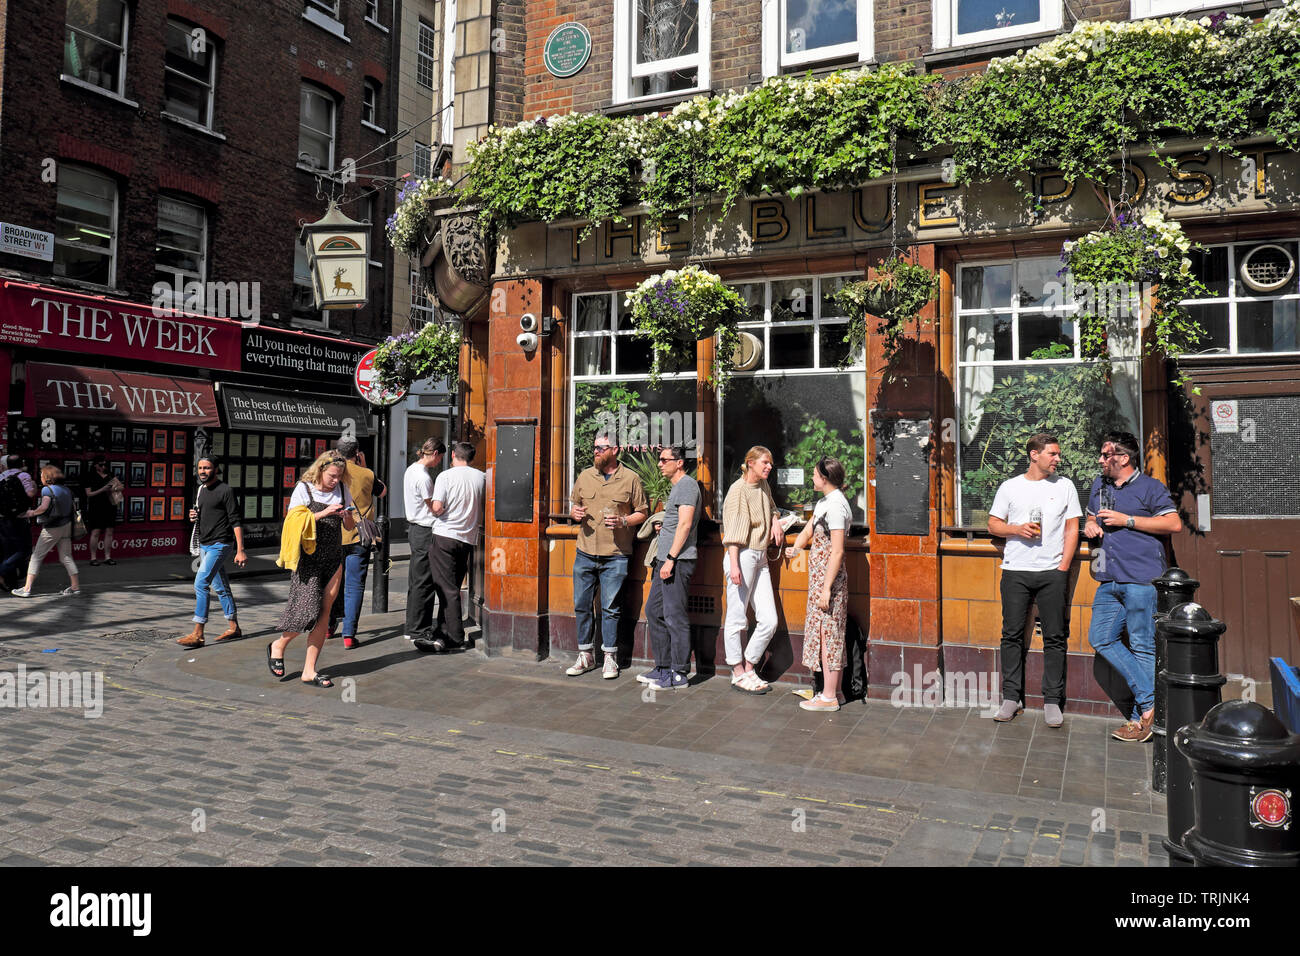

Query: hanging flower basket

[832,255,938,366]
[1060,210,1210,388]
[372,321,463,393]
[385,175,456,258]
[625,266,744,392]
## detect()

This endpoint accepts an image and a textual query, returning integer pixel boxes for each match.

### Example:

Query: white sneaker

[11,588,32,598]
[602,654,619,680]
[60,587,80,597]
[565,651,596,676]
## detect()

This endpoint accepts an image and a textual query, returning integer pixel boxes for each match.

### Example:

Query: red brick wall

[0,0,395,342]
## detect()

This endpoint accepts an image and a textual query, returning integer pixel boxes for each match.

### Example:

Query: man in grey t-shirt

[639,444,701,691]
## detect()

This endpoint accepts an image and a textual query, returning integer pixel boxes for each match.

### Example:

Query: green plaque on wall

[544,23,591,79]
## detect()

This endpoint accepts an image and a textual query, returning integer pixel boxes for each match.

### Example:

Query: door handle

[1218,550,1243,557]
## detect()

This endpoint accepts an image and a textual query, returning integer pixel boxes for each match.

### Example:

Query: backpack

[0,473,28,519]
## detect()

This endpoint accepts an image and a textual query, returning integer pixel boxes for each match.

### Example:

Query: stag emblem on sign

[333,268,355,294]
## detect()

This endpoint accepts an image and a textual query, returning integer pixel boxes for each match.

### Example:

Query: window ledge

[602,88,716,118]
[368,259,384,269]
[290,316,331,330]
[59,74,139,108]
[302,7,351,42]
[924,29,1065,68]
[361,119,387,135]
[778,57,873,79]
[364,16,389,32]
[296,161,344,183]
[161,111,226,141]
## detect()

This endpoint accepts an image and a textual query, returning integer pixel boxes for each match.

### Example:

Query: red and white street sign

[354,348,405,407]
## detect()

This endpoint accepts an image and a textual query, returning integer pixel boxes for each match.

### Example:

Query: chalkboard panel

[495,425,536,523]
[873,416,931,536]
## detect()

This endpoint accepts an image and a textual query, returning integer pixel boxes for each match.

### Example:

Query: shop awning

[23,363,220,425]
[218,383,371,436]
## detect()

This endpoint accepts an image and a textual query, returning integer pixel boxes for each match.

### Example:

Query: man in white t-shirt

[402,438,444,640]
[987,432,1082,728]
[415,441,486,654]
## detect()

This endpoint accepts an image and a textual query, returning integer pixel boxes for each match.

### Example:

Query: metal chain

[889,131,900,260]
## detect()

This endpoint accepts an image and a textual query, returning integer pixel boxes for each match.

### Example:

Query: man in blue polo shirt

[1084,431,1182,743]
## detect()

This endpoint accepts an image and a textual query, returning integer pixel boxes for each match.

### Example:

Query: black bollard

[1175,700,1300,867]
[1160,601,1227,867]
[1151,569,1200,794]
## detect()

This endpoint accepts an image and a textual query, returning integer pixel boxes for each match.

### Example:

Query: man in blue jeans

[330,437,386,648]
[1084,431,1181,742]
[566,436,648,679]
[177,457,246,647]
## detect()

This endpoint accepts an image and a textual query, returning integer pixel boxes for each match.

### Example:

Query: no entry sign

[354,348,406,407]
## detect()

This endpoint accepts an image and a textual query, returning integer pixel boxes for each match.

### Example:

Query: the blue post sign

[543,23,592,78]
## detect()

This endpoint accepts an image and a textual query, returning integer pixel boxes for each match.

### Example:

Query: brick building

[419,0,1300,708]
[0,0,399,559]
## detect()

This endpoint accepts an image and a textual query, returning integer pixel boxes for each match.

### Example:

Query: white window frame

[298,83,336,173]
[612,0,712,105]
[154,195,208,310]
[53,165,119,289]
[63,0,130,96]
[440,3,456,145]
[932,0,1062,50]
[362,80,382,130]
[1179,238,1300,358]
[417,20,437,90]
[163,18,218,130]
[411,265,435,328]
[303,0,350,41]
[762,0,873,76]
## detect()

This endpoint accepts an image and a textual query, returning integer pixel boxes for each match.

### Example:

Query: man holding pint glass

[565,434,648,680]
[986,433,1081,728]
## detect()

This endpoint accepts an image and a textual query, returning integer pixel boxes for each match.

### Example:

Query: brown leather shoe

[176,623,205,647]
[214,622,242,642]
[1112,713,1154,743]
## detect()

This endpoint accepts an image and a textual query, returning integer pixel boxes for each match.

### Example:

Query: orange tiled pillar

[479,277,552,657]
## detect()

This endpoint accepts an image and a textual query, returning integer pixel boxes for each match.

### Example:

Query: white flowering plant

[624,266,744,391]
[1061,210,1209,385]
[386,176,455,258]
[372,321,463,392]
[831,256,939,366]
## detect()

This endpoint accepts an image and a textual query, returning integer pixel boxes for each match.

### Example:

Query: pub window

[410,266,435,328]
[163,18,217,128]
[931,0,1063,50]
[613,0,711,103]
[53,165,118,288]
[63,0,130,96]
[154,195,207,308]
[298,83,336,172]
[362,80,382,130]
[955,256,1140,525]
[763,0,873,75]
[720,274,868,524]
[570,292,699,489]
[292,241,329,329]
[417,20,437,90]
[1179,239,1300,356]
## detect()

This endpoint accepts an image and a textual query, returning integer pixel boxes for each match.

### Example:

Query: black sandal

[266,643,286,679]
[301,674,333,688]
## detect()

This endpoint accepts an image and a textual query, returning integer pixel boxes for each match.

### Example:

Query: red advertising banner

[24,363,220,425]
[0,281,241,371]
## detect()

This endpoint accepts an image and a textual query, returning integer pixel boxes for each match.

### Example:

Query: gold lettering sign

[656,219,689,255]
[804,195,846,240]
[604,217,640,259]
[1034,167,1075,204]
[853,187,892,233]
[570,227,582,264]
[918,182,959,228]
[751,200,790,243]
[1248,150,1286,200]
[1168,153,1213,205]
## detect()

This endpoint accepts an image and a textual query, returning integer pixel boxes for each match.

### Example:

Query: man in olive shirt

[566,435,649,679]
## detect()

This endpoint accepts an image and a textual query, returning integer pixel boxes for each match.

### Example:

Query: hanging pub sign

[543,23,591,78]
[300,202,369,310]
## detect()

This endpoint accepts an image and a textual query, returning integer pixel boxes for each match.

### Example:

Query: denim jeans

[194,542,237,624]
[645,558,695,673]
[573,549,629,653]
[0,516,32,585]
[340,543,370,638]
[1088,581,1157,718]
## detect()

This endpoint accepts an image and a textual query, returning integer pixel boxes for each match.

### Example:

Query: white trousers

[723,548,777,666]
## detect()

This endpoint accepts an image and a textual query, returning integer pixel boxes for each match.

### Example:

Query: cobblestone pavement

[0,562,1168,866]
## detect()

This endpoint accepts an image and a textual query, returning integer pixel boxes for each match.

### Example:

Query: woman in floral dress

[785,457,851,711]
[269,453,355,687]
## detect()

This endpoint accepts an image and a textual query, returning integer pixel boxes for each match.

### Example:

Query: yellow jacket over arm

[277,505,317,572]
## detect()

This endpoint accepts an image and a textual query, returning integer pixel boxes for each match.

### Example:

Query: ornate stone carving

[442,214,490,287]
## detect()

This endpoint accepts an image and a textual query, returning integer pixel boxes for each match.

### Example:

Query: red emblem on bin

[1250,788,1290,828]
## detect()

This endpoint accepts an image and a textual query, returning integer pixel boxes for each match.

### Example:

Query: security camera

[519,312,538,333]
[517,331,539,352]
